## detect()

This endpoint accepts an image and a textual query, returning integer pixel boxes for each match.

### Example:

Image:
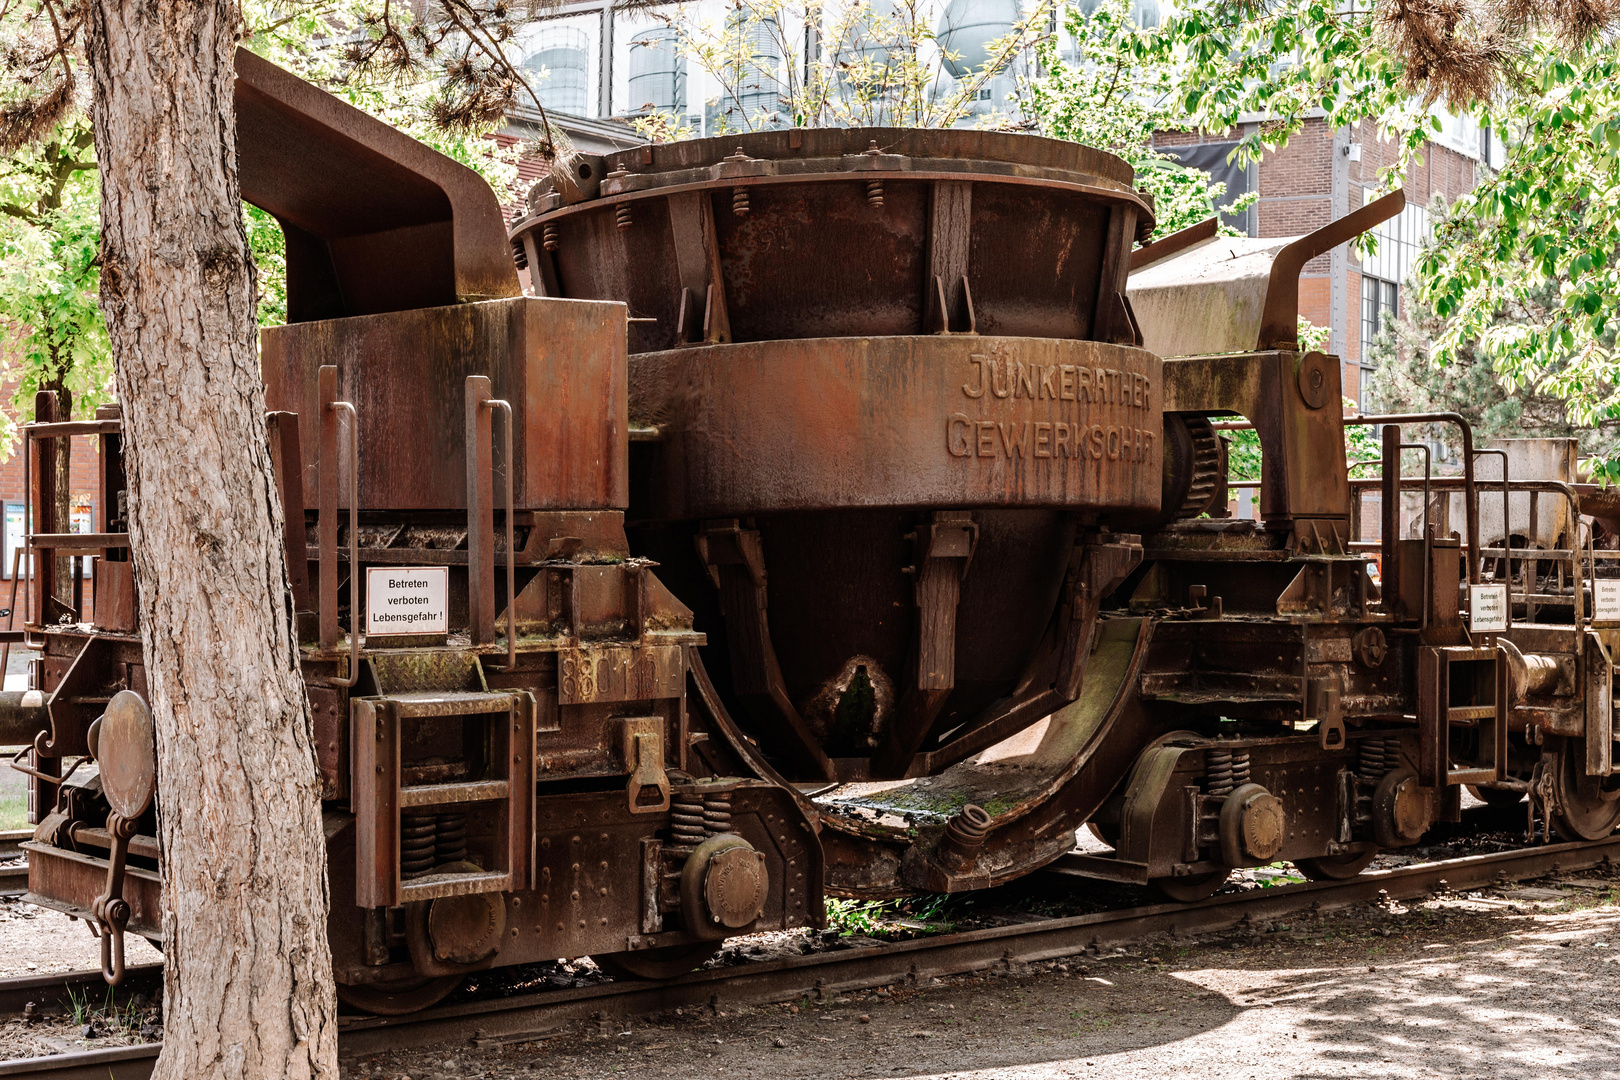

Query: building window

[2,503,21,579]
[1359,276,1397,411]
[1362,198,1428,287]
[1362,275,1397,351]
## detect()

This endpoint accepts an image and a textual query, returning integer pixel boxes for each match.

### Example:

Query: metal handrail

[1345,474,1591,628]
[1473,448,1511,632]
[1347,412,1479,585]
[1210,410,1482,584]
[485,398,517,673]
[1399,443,1432,629]
[328,400,361,688]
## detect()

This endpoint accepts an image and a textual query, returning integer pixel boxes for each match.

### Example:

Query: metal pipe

[0,691,52,746]
[1521,652,1563,696]
[485,398,517,673]
[328,399,361,689]
[20,419,38,650]
[1474,447,1511,631]
[1400,442,1432,629]
[1380,425,1401,615]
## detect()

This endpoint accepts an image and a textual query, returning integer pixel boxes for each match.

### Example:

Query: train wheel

[1467,784,1525,809]
[1294,849,1378,881]
[1551,741,1620,841]
[1151,871,1228,902]
[592,943,719,981]
[336,975,462,1015]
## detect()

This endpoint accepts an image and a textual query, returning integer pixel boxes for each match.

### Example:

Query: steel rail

[0,965,162,1017]
[2,834,1618,1079]
[0,829,28,895]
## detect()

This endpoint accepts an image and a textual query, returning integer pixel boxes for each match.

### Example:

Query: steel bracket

[622,717,671,815]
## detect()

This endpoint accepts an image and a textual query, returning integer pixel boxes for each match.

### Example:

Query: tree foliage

[1021,0,1257,238]
[1415,43,1620,479]
[1366,200,1620,455]
[0,0,527,451]
[1124,0,1620,472]
[0,117,106,451]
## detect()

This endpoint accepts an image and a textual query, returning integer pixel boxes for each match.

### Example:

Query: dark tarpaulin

[1159,140,1253,235]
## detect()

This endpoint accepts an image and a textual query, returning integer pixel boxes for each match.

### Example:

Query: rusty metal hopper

[512,130,1164,785]
[512,128,1153,350]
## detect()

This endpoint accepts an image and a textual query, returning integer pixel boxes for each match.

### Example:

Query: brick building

[1155,113,1501,407]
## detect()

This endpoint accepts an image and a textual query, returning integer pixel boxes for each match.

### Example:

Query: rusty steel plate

[512,128,1151,353]
[630,336,1162,519]
[97,691,156,821]
[261,297,628,512]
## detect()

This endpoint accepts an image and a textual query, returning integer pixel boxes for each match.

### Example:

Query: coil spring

[1206,748,1234,797]
[670,797,705,854]
[542,222,560,251]
[732,186,750,216]
[400,814,437,878]
[1359,736,1400,780]
[510,237,528,271]
[615,203,633,230]
[1206,747,1252,797]
[867,178,884,207]
[703,794,732,836]
[434,812,467,866]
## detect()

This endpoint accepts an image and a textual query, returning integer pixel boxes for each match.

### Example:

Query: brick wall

[1298,274,1331,330]
[1350,118,1477,206]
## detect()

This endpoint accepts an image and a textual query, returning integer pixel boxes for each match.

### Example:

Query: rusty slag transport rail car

[5,52,1620,1012]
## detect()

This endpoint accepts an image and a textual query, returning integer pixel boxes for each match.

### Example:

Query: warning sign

[1595,579,1620,624]
[367,566,449,636]
[1468,584,1508,633]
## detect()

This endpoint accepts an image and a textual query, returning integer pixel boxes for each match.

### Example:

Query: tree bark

[83,3,339,1078]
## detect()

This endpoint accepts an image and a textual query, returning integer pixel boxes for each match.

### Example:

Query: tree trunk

[83,3,339,1078]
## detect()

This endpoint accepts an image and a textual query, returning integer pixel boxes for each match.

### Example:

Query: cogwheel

[1172,415,1224,520]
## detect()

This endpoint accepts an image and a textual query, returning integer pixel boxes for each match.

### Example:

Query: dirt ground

[0,896,163,1060]
[0,803,1614,1077]
[349,878,1620,1080]
[0,896,163,981]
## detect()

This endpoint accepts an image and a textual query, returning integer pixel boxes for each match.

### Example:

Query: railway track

[0,831,27,896]
[1,833,1616,1080]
